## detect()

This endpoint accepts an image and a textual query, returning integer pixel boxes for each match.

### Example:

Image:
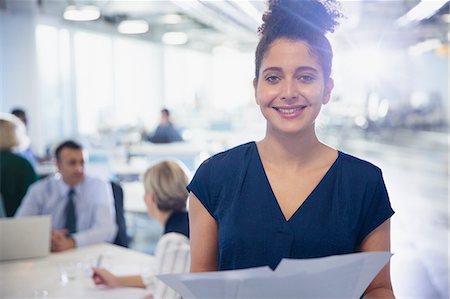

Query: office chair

[110,181,129,247]
[0,193,5,218]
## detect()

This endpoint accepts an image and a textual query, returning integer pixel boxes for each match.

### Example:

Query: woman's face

[254,38,333,136]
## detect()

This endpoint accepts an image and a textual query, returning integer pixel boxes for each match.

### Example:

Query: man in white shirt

[16,140,117,252]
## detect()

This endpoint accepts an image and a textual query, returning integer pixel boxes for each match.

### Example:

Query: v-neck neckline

[252,142,341,222]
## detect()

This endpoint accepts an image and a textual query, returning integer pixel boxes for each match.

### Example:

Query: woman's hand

[92,269,145,288]
[92,268,120,287]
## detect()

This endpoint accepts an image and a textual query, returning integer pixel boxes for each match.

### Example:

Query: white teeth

[279,108,297,113]
[277,106,306,114]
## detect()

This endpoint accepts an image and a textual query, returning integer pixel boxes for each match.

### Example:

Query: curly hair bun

[258,0,342,36]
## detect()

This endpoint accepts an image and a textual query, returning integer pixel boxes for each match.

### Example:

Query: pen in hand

[92,254,103,278]
[96,254,103,268]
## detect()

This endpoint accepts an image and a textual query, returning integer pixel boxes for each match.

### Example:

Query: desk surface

[0,243,154,299]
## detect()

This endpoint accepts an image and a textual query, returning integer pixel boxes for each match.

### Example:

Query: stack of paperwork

[157,251,392,299]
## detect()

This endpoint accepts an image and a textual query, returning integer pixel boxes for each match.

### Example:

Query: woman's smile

[272,104,310,119]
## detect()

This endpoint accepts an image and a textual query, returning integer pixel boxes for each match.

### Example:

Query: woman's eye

[298,75,314,82]
[265,76,280,83]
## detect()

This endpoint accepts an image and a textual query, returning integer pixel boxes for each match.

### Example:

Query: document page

[157,251,392,299]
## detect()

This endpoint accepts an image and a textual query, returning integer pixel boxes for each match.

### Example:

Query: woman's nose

[280,80,298,102]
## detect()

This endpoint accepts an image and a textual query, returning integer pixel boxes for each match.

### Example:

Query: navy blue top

[187,142,394,271]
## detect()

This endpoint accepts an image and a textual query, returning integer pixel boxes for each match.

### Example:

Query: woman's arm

[360,219,395,299]
[92,268,145,288]
[188,192,219,272]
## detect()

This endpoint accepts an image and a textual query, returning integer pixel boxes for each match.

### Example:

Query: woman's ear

[322,78,334,105]
[150,192,157,204]
[144,192,154,205]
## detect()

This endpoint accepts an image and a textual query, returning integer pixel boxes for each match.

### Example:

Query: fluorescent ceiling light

[397,0,448,25]
[162,32,188,45]
[160,14,183,24]
[63,5,100,21]
[118,20,149,34]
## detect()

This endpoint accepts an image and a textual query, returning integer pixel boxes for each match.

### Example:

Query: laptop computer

[0,215,51,261]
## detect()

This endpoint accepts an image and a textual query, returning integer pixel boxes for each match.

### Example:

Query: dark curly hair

[255,0,342,80]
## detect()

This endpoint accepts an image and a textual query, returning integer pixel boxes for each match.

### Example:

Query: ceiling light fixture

[162,32,188,45]
[397,0,448,26]
[63,5,101,22]
[117,20,149,34]
[160,14,183,24]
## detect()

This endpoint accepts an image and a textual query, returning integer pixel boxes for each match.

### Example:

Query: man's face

[161,112,169,124]
[56,148,85,186]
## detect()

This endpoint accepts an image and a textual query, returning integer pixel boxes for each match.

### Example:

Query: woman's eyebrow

[262,66,319,73]
[262,66,283,73]
[295,66,319,73]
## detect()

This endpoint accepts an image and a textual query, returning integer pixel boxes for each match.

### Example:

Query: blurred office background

[0,0,448,298]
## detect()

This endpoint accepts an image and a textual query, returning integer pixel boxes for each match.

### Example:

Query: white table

[0,243,154,299]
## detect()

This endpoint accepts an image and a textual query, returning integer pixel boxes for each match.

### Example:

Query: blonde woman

[92,160,190,299]
[0,114,37,217]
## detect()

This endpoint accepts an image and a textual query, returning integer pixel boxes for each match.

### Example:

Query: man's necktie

[65,188,77,234]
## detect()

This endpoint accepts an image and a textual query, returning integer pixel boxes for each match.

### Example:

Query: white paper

[157,266,271,299]
[157,252,392,299]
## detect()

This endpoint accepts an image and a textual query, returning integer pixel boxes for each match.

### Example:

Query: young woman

[92,160,190,299]
[187,1,395,298]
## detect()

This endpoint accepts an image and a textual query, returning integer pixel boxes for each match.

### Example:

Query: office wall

[0,11,256,153]
[0,12,47,152]
[0,13,166,153]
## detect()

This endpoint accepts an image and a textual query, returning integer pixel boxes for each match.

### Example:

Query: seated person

[92,160,190,299]
[16,140,117,252]
[0,115,38,217]
[145,108,183,143]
